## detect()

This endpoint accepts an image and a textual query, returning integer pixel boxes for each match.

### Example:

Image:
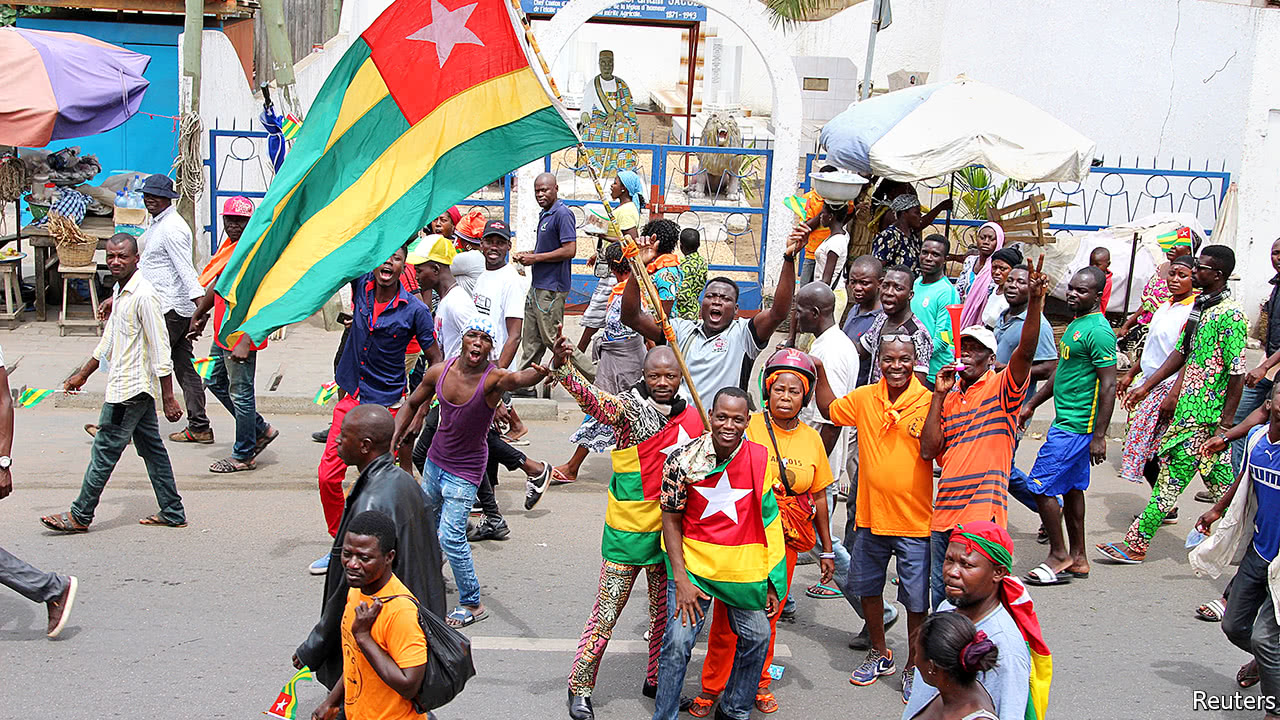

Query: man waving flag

[215,0,577,345]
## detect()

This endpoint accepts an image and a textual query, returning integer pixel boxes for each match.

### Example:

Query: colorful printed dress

[1124,295,1248,552]
[871,224,923,273]
[580,76,639,174]
[675,252,708,320]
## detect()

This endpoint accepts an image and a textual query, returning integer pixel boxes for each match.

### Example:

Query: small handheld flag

[945,303,965,371]
[191,357,215,380]
[313,382,339,406]
[783,194,807,219]
[264,666,315,719]
[18,388,53,407]
[282,113,303,140]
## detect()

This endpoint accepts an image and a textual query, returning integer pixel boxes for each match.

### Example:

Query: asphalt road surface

[0,408,1259,719]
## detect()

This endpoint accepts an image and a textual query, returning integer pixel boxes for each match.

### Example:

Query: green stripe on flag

[601,526,662,566]
[608,470,645,502]
[225,105,576,342]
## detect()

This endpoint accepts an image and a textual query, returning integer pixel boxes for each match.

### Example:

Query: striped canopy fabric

[0,27,149,147]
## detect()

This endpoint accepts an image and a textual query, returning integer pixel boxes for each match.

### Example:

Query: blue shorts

[849,527,930,613]
[1028,426,1092,496]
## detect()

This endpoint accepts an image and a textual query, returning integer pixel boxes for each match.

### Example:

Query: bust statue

[578,50,639,174]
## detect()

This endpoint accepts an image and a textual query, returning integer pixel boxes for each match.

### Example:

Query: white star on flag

[657,425,694,462]
[693,470,751,524]
[274,698,288,711]
[407,0,484,67]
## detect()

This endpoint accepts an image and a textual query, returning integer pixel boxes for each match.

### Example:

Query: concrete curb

[52,391,563,419]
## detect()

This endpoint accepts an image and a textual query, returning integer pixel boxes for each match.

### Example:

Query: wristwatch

[0,456,12,469]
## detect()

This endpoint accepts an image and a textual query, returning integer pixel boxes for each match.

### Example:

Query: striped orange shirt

[932,368,1028,532]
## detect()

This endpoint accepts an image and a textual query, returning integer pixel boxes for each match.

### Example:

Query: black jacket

[295,453,447,688]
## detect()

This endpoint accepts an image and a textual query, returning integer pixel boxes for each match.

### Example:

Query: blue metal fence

[801,153,1232,247]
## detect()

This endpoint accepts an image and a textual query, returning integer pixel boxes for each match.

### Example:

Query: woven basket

[48,212,97,267]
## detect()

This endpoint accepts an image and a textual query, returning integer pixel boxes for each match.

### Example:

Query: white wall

[1232,7,1280,316]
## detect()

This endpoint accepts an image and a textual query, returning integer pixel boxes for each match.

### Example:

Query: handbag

[761,412,818,553]
[378,594,476,712]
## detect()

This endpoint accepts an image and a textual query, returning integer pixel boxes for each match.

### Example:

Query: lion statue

[687,113,743,201]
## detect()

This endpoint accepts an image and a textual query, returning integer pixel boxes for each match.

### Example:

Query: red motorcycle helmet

[760,347,818,405]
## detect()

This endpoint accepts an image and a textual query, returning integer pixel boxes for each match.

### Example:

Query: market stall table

[0,214,112,321]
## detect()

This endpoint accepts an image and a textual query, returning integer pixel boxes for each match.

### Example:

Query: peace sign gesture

[1028,254,1049,302]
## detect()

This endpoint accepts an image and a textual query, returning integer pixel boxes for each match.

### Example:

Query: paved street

[0,401,1260,720]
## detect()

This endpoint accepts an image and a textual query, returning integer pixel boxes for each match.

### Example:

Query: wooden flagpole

[510,0,709,428]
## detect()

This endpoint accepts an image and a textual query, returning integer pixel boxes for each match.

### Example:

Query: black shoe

[678,696,695,712]
[311,429,329,443]
[468,519,511,541]
[568,692,594,720]
[524,463,552,510]
[713,706,735,720]
[642,681,657,699]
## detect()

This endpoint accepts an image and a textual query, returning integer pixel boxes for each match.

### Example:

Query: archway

[515,0,802,286]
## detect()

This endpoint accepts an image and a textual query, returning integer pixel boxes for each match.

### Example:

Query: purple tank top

[426,357,497,485]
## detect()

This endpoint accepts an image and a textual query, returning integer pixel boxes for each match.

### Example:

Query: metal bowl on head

[810,170,869,203]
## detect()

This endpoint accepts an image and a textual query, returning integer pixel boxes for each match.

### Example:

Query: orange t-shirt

[802,191,831,258]
[746,412,834,497]
[827,377,933,537]
[932,368,1028,532]
[340,573,427,720]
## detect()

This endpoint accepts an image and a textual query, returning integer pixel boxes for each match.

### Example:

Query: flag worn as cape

[664,440,788,610]
[1001,575,1052,720]
[603,406,703,566]
[215,0,577,346]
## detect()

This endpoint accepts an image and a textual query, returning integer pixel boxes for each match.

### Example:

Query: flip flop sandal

[685,695,715,718]
[252,427,280,457]
[550,468,575,485]
[40,511,89,533]
[805,582,842,599]
[445,606,488,628]
[1239,660,1261,688]
[755,692,779,714]
[139,514,188,528]
[1036,526,1049,544]
[1023,563,1072,586]
[210,457,256,473]
[1196,599,1226,622]
[502,435,531,447]
[1095,542,1144,564]
[1064,568,1090,579]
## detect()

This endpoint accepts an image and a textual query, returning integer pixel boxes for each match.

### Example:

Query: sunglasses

[1193,259,1225,275]
[881,333,915,345]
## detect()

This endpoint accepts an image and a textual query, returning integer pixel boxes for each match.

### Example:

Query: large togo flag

[215,0,577,345]
[665,441,788,610]
[602,406,704,566]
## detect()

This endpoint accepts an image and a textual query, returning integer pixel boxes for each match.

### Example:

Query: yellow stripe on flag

[604,493,660,534]
[610,446,641,475]
[326,59,390,154]
[240,67,552,319]
[681,536,769,584]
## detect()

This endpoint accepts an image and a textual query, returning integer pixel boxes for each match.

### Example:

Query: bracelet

[819,552,836,559]
[783,253,795,263]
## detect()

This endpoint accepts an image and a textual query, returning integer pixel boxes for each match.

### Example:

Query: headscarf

[617,170,646,209]
[990,246,1023,269]
[450,250,486,296]
[958,222,1006,328]
[445,206,462,225]
[764,368,810,400]
[889,193,920,213]
[953,521,1053,720]
[462,315,498,342]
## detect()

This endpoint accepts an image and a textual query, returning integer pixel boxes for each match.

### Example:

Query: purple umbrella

[0,27,150,147]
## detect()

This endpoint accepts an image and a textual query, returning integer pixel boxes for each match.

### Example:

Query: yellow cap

[407,233,455,265]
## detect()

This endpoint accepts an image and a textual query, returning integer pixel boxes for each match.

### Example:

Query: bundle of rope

[48,211,96,267]
[0,156,30,203]
[171,112,204,202]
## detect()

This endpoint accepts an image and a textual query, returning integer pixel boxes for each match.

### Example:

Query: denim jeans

[71,394,184,526]
[205,344,268,460]
[422,458,481,607]
[0,546,66,603]
[1222,545,1280,713]
[929,529,952,611]
[1233,378,1274,475]
[164,310,208,432]
[652,580,770,720]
